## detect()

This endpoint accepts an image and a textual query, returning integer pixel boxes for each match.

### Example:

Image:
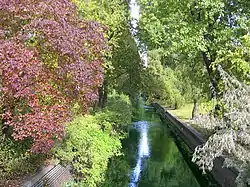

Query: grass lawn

[167,103,213,139]
[168,103,194,121]
[167,102,213,121]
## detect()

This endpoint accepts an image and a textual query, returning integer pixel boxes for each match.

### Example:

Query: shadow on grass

[190,124,213,140]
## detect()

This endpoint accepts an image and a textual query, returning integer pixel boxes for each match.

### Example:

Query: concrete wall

[152,103,238,187]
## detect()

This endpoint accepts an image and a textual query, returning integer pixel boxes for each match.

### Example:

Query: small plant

[0,137,46,180]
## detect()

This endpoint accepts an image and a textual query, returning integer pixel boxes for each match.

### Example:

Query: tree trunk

[202,51,218,99]
[1,106,12,137]
[102,79,108,108]
[192,97,199,119]
[174,101,178,110]
[98,86,103,108]
[98,79,108,108]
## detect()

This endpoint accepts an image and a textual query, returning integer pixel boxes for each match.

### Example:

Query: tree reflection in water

[101,109,200,187]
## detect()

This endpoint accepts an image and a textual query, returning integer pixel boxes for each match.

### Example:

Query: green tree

[142,48,185,108]
[137,1,250,186]
[74,0,143,107]
[108,32,144,103]
[138,0,250,97]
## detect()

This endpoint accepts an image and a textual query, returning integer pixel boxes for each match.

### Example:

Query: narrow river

[129,121,150,187]
[102,1,201,186]
[102,102,201,187]
[127,106,200,187]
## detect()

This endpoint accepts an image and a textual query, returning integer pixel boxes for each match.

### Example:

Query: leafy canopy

[0,0,108,153]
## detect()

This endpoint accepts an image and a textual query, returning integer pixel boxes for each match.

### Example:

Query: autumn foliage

[0,0,108,153]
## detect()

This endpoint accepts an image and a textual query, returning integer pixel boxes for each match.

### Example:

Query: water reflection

[138,124,200,187]
[129,121,150,187]
[102,109,200,187]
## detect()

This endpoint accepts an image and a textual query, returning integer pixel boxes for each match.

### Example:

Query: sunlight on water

[129,121,150,187]
[139,124,149,157]
[129,0,140,30]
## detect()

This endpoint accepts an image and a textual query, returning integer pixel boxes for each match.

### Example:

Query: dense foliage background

[0,0,140,186]
[1,0,250,186]
[137,0,250,186]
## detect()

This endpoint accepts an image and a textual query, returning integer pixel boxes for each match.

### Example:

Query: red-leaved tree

[0,0,108,153]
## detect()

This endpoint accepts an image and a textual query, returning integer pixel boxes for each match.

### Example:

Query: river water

[102,105,200,187]
[128,107,200,187]
[102,1,201,186]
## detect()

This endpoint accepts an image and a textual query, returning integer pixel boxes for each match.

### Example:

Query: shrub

[0,137,46,180]
[53,93,133,187]
[54,115,122,187]
[192,66,250,186]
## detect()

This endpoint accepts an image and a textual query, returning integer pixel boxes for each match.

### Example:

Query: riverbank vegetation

[0,0,140,186]
[54,93,132,187]
[138,0,250,186]
[1,0,250,186]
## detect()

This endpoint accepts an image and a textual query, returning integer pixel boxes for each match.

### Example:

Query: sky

[130,0,140,29]
[129,0,148,67]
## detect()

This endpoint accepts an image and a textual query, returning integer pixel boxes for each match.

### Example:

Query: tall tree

[138,0,250,98]
[0,0,108,153]
[74,0,144,106]
[138,0,250,185]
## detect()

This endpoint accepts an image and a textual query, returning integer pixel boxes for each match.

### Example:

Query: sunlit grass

[167,102,213,121]
[167,103,213,139]
[168,103,193,121]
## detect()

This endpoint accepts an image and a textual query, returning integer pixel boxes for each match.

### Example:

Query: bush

[0,137,46,180]
[192,67,250,186]
[53,93,133,187]
[54,115,122,187]
[0,101,46,181]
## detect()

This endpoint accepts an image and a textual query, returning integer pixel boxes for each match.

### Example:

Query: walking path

[22,164,71,187]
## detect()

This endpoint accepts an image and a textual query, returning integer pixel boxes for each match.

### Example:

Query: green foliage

[138,0,250,100]
[74,0,143,103]
[214,35,250,84]
[53,93,132,187]
[0,137,45,180]
[73,0,128,48]
[108,34,144,101]
[54,115,122,187]
[137,2,250,185]
[142,49,186,108]
[100,156,130,187]
[104,91,133,126]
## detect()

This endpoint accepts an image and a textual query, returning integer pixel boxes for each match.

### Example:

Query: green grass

[168,103,193,121]
[167,102,213,121]
[167,103,213,139]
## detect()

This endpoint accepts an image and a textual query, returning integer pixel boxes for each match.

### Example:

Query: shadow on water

[101,100,200,187]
